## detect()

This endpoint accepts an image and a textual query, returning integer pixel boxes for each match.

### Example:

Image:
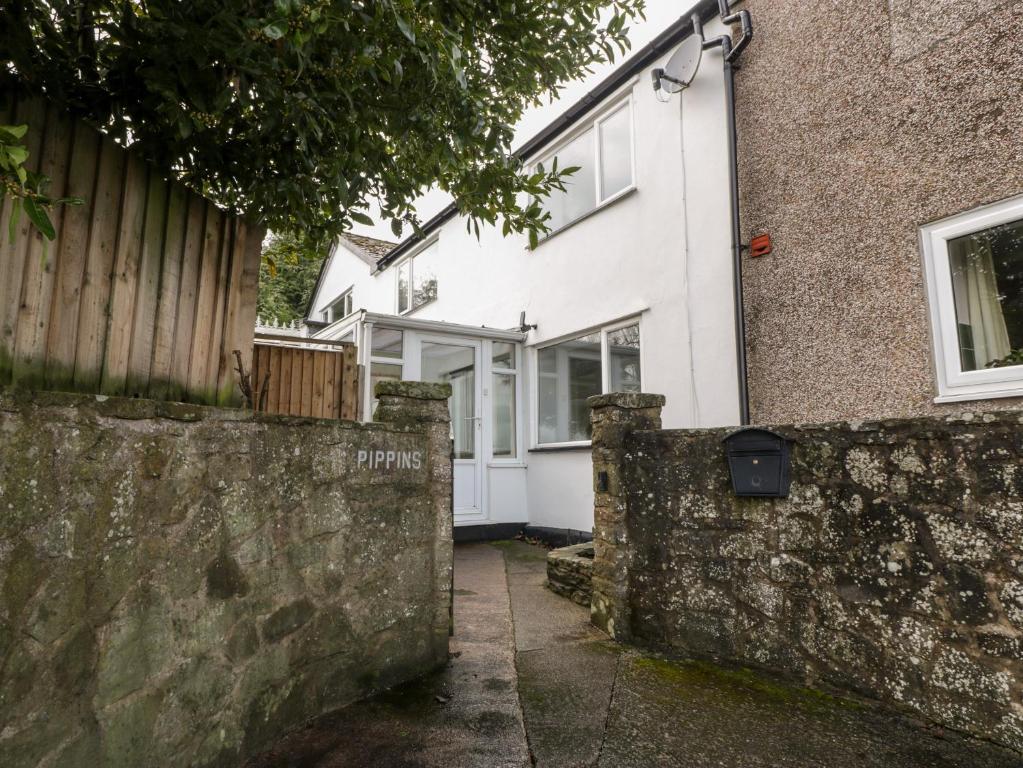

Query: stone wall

[546,543,594,607]
[0,382,453,768]
[590,393,1023,753]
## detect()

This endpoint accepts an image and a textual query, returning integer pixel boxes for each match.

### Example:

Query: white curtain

[949,237,1011,369]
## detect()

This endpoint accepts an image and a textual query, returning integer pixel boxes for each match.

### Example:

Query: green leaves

[987,348,1023,369]
[8,199,21,244]
[1,122,85,242]
[0,124,31,184]
[6,145,28,166]
[395,14,415,44]
[257,231,328,325]
[22,196,55,240]
[0,124,28,141]
[3,0,644,243]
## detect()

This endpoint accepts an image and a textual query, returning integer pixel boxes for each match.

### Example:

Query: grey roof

[340,233,398,266]
[303,232,397,320]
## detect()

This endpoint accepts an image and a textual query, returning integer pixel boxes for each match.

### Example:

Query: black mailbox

[722,428,791,498]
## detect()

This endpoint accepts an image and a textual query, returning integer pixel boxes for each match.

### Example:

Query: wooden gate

[250,341,359,420]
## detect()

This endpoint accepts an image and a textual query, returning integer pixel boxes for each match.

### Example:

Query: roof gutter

[374,0,720,272]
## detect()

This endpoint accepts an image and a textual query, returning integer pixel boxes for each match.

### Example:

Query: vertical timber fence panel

[251,341,359,419]
[0,91,263,405]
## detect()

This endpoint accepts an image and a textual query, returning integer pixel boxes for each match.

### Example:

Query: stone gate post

[374,380,454,654]
[588,392,665,640]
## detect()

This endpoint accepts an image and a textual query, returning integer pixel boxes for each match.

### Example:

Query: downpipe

[695,2,753,425]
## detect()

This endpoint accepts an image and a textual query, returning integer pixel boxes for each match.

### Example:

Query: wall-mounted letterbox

[722,428,791,498]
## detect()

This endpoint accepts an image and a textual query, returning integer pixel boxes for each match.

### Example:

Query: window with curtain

[543,130,597,232]
[608,324,642,392]
[921,198,1023,401]
[948,219,1023,371]
[536,322,642,445]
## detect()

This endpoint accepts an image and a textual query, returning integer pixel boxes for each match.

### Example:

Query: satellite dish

[660,35,703,93]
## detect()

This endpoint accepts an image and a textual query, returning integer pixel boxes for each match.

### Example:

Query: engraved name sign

[357,448,424,471]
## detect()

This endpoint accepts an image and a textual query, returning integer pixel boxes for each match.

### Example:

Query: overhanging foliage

[2,0,644,245]
[256,231,325,324]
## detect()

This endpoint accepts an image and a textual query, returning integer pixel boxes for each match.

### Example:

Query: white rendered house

[305,12,744,540]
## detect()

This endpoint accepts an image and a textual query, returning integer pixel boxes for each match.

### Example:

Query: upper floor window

[397,241,438,314]
[321,289,353,324]
[922,196,1023,402]
[537,99,634,233]
[536,319,641,445]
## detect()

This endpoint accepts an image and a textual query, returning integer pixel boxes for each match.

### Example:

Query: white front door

[420,336,484,521]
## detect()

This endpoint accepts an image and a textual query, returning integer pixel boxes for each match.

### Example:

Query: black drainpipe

[695,2,753,425]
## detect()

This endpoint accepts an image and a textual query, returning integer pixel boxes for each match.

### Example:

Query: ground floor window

[369,328,404,416]
[370,362,402,393]
[536,320,641,445]
[608,324,642,391]
[922,196,1023,401]
[492,342,518,459]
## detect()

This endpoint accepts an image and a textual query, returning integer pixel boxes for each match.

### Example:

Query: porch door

[420,337,484,521]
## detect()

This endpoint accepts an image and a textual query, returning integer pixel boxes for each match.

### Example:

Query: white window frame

[487,341,523,465]
[363,323,406,420]
[921,194,1023,403]
[533,92,637,236]
[321,286,354,324]
[396,238,439,316]
[530,316,644,449]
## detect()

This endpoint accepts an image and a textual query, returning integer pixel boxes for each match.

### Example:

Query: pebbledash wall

[736,0,1023,423]
[590,393,1023,754]
[0,381,452,768]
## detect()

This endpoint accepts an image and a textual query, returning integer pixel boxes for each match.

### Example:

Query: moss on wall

[592,393,1023,754]
[0,387,452,767]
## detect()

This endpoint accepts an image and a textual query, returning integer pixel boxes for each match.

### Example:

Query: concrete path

[245,543,529,768]
[248,542,1023,768]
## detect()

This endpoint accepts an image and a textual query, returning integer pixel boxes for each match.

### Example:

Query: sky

[348,0,699,242]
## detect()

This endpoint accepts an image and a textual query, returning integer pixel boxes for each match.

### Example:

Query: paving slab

[498,540,620,767]
[243,543,529,768]
[597,653,1023,768]
[498,540,1023,768]
[248,540,1023,768]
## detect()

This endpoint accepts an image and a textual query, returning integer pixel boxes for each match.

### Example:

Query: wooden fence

[0,91,263,406]
[250,342,359,420]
